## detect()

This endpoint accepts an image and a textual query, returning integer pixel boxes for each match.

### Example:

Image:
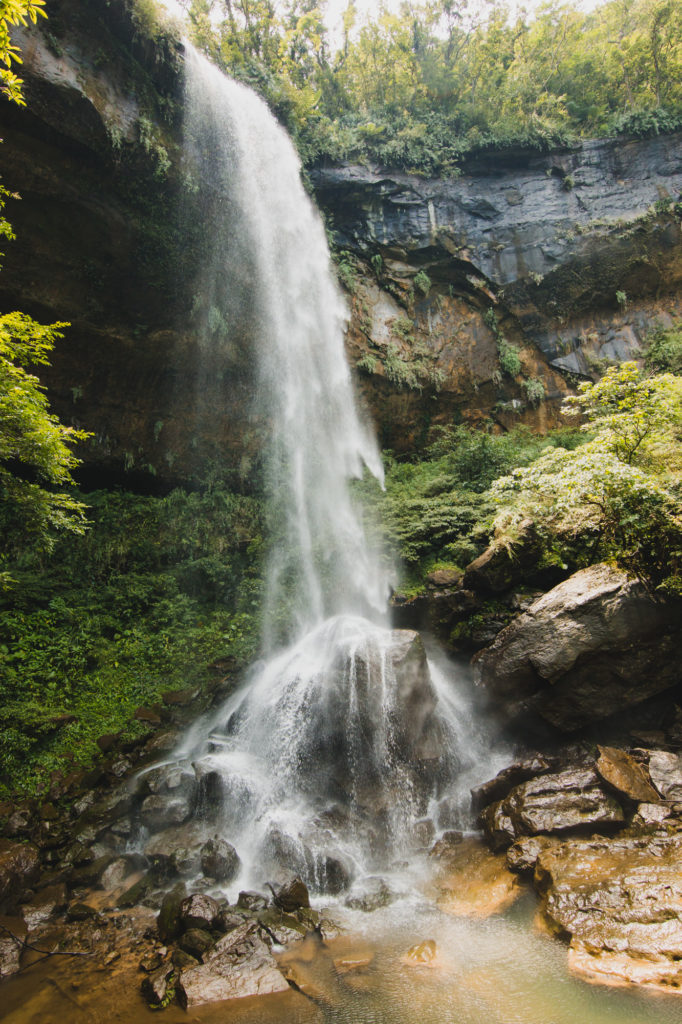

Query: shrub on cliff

[490,364,682,592]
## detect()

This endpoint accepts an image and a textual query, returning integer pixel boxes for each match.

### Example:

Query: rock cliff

[1,0,681,483]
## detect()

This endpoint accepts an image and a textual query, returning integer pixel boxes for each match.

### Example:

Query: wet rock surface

[538,834,682,991]
[430,835,521,918]
[481,767,625,849]
[476,742,682,993]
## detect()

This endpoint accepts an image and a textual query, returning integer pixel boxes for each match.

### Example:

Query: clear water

[3,895,680,1023]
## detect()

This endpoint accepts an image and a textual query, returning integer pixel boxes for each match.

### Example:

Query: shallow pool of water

[3,889,680,1024]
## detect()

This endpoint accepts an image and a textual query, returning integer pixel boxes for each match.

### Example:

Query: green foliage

[381,342,444,392]
[0,311,91,560]
[616,289,628,310]
[0,0,46,104]
[0,486,264,794]
[522,378,546,406]
[612,106,682,138]
[497,337,522,378]
[484,307,521,377]
[414,270,431,296]
[187,0,682,176]
[137,116,171,178]
[645,320,682,374]
[335,250,357,294]
[563,361,682,466]
[493,363,682,590]
[356,352,378,375]
[355,424,587,589]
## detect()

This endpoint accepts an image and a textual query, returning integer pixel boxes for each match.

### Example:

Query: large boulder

[536,834,682,991]
[595,745,660,804]
[177,921,289,1007]
[473,564,682,732]
[179,894,220,931]
[200,838,240,882]
[145,823,206,878]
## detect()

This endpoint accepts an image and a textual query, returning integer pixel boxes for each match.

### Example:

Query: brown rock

[481,768,624,850]
[179,893,220,931]
[471,755,556,813]
[200,837,240,882]
[134,706,163,725]
[179,928,215,960]
[506,835,558,874]
[0,840,40,913]
[463,519,540,594]
[22,884,68,930]
[141,963,175,1006]
[0,916,27,978]
[405,939,437,964]
[648,750,682,801]
[272,876,310,913]
[535,833,682,991]
[162,687,199,707]
[96,733,119,753]
[595,745,660,803]
[473,564,682,732]
[433,837,521,918]
[426,568,463,589]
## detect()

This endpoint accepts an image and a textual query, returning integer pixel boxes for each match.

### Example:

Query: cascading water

[183,46,388,645]
[153,45,501,897]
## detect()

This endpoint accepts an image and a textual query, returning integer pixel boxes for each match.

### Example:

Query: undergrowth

[0,486,264,795]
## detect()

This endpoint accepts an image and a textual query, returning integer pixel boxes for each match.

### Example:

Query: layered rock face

[475,746,682,992]
[315,147,682,451]
[1,0,681,482]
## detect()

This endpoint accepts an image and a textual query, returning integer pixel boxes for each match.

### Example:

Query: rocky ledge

[474,744,682,992]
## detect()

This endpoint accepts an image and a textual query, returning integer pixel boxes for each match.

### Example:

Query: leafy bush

[523,378,546,406]
[492,364,682,590]
[611,106,682,138]
[414,270,432,296]
[645,321,682,375]
[0,486,264,794]
[498,338,522,377]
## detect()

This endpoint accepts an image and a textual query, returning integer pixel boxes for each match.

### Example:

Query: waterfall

[183,47,390,649]
[152,46,500,897]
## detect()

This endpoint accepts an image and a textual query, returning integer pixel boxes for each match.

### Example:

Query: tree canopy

[491,363,682,592]
[181,0,682,172]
